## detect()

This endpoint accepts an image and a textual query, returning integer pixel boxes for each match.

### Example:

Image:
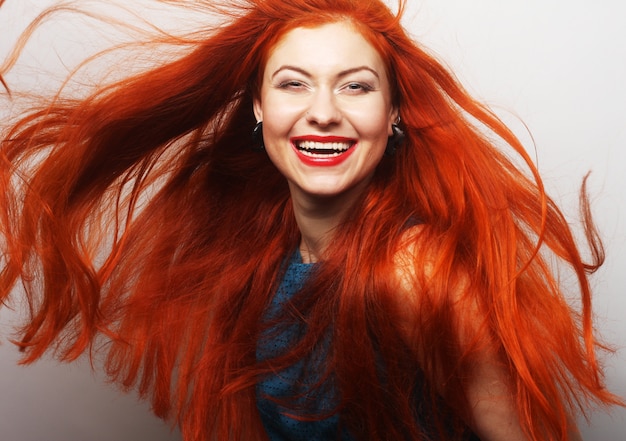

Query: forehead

[264,21,387,78]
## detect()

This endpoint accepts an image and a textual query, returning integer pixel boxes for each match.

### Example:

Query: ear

[253,96,263,122]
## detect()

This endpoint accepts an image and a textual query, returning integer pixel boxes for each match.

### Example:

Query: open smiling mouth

[295,140,356,158]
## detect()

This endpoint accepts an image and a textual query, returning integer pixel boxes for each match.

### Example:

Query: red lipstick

[290,136,357,167]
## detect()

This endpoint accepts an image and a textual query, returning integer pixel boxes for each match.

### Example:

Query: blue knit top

[255,250,480,441]
[255,250,354,440]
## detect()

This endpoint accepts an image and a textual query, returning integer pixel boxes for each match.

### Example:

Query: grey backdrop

[1,1,624,440]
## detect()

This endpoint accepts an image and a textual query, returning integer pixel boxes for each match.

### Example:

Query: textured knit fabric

[255,250,481,441]
[256,250,353,440]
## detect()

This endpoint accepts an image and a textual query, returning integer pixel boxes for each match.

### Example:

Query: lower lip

[292,143,357,167]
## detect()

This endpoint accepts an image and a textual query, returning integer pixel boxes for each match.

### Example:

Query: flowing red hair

[0,0,622,440]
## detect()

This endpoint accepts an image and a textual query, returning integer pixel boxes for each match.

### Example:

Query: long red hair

[0,0,621,440]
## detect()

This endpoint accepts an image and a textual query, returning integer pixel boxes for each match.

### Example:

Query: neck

[289,184,366,264]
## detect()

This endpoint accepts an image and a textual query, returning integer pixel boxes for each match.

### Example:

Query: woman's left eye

[343,82,372,93]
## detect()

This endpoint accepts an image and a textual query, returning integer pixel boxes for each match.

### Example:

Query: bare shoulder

[391,224,466,305]
[390,226,583,441]
[392,227,524,440]
[392,224,428,296]
[389,224,446,344]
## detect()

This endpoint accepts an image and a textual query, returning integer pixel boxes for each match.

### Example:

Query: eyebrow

[271,65,380,80]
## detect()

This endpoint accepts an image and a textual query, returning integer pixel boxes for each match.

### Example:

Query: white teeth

[299,150,345,158]
[296,141,352,152]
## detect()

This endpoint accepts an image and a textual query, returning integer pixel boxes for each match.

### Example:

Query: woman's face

[254,21,397,201]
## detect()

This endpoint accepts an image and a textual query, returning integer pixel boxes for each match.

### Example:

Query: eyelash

[278,80,305,89]
[276,81,374,93]
[344,82,373,92]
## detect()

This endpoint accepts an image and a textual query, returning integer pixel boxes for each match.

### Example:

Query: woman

[0,0,621,440]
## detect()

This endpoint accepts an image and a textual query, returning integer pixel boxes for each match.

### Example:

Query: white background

[1,1,624,440]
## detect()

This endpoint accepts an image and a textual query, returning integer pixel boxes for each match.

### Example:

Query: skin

[395,230,583,441]
[253,21,397,263]
[254,20,583,441]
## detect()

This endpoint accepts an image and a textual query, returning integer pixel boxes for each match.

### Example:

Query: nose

[305,88,341,127]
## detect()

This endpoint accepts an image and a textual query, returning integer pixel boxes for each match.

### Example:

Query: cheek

[345,98,394,140]
[353,113,392,142]
[259,99,299,138]
[258,107,296,164]
[262,116,290,150]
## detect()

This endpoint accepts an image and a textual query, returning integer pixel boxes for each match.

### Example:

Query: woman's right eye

[277,80,305,89]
